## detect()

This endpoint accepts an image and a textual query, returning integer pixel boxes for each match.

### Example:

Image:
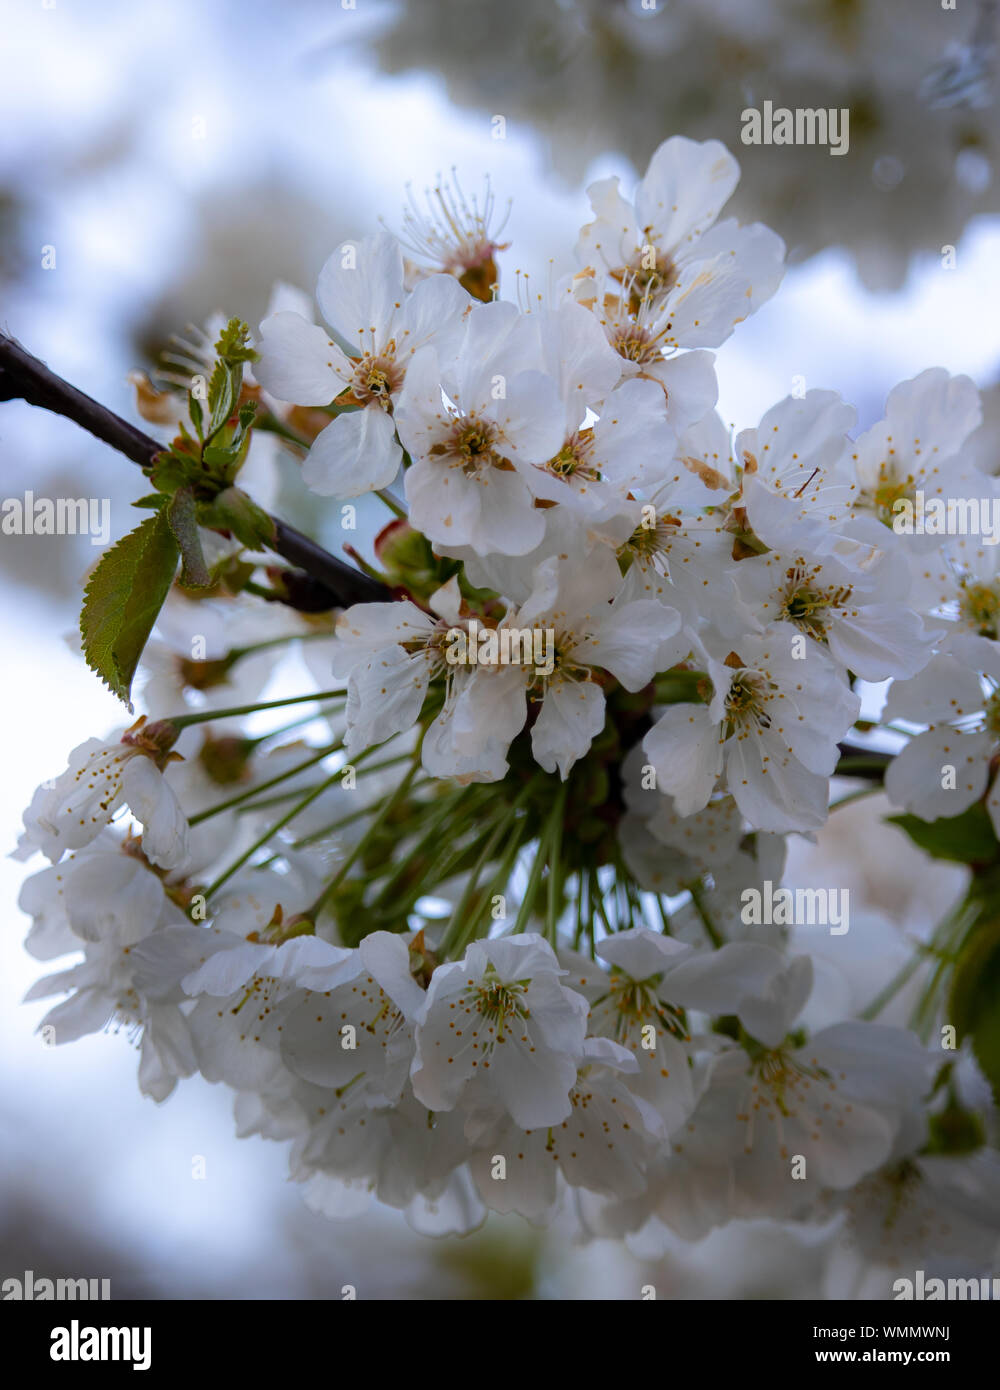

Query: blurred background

[1,0,998,1298]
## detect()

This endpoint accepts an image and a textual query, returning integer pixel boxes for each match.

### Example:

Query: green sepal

[197,486,275,551]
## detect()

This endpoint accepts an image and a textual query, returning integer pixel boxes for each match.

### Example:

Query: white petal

[316,231,405,343]
[531,679,606,778]
[643,704,722,817]
[302,407,402,498]
[255,311,349,405]
[884,727,990,820]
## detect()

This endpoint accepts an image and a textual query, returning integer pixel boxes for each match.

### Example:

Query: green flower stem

[688,880,724,949]
[285,764,430,852]
[589,864,614,938]
[859,948,929,1023]
[252,416,310,450]
[655,894,672,936]
[188,740,343,825]
[574,870,587,952]
[308,733,426,917]
[226,629,335,662]
[392,795,510,920]
[653,670,708,703]
[829,785,881,813]
[375,489,407,518]
[546,783,569,947]
[512,795,565,936]
[911,903,979,1041]
[249,701,344,744]
[201,771,342,903]
[457,804,536,955]
[440,785,533,957]
[167,689,348,730]
[369,786,483,912]
[234,748,416,816]
[834,749,893,780]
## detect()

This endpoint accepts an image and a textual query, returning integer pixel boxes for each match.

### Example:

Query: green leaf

[205,318,255,443]
[948,915,1000,1104]
[189,388,205,441]
[886,803,1000,864]
[80,512,179,710]
[131,493,169,511]
[147,447,202,495]
[206,358,237,441]
[214,317,256,366]
[166,487,211,589]
[971,1003,1000,1107]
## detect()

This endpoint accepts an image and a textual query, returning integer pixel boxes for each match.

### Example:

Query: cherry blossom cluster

[14,137,1000,1275]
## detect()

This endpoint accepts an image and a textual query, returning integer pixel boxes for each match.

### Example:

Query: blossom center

[959,578,1000,639]
[545,431,599,481]
[724,668,773,737]
[475,974,528,1036]
[431,416,513,478]
[778,563,853,639]
[351,349,402,408]
[866,464,916,527]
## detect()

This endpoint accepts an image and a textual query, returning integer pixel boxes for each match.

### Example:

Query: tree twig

[835,744,893,780]
[0,331,390,608]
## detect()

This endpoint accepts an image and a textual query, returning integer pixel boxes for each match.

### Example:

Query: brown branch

[835,744,892,780]
[0,331,390,608]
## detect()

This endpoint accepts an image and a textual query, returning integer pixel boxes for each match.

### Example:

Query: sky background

[1,0,998,1297]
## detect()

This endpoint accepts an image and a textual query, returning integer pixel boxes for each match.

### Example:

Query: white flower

[294,1090,481,1234]
[581,929,807,1136]
[736,548,937,681]
[139,586,303,718]
[735,391,859,555]
[332,582,460,758]
[655,1023,933,1237]
[618,745,748,897]
[410,933,589,1128]
[18,833,170,954]
[883,651,1000,833]
[255,231,470,498]
[599,411,740,631]
[331,577,521,779]
[527,377,682,520]
[277,931,426,1106]
[25,936,196,1103]
[850,368,983,540]
[500,553,688,778]
[466,1037,657,1220]
[516,300,684,517]
[17,722,189,871]
[578,135,785,349]
[827,1147,1000,1270]
[146,908,357,1093]
[643,623,860,831]
[396,300,564,555]
[393,171,510,293]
